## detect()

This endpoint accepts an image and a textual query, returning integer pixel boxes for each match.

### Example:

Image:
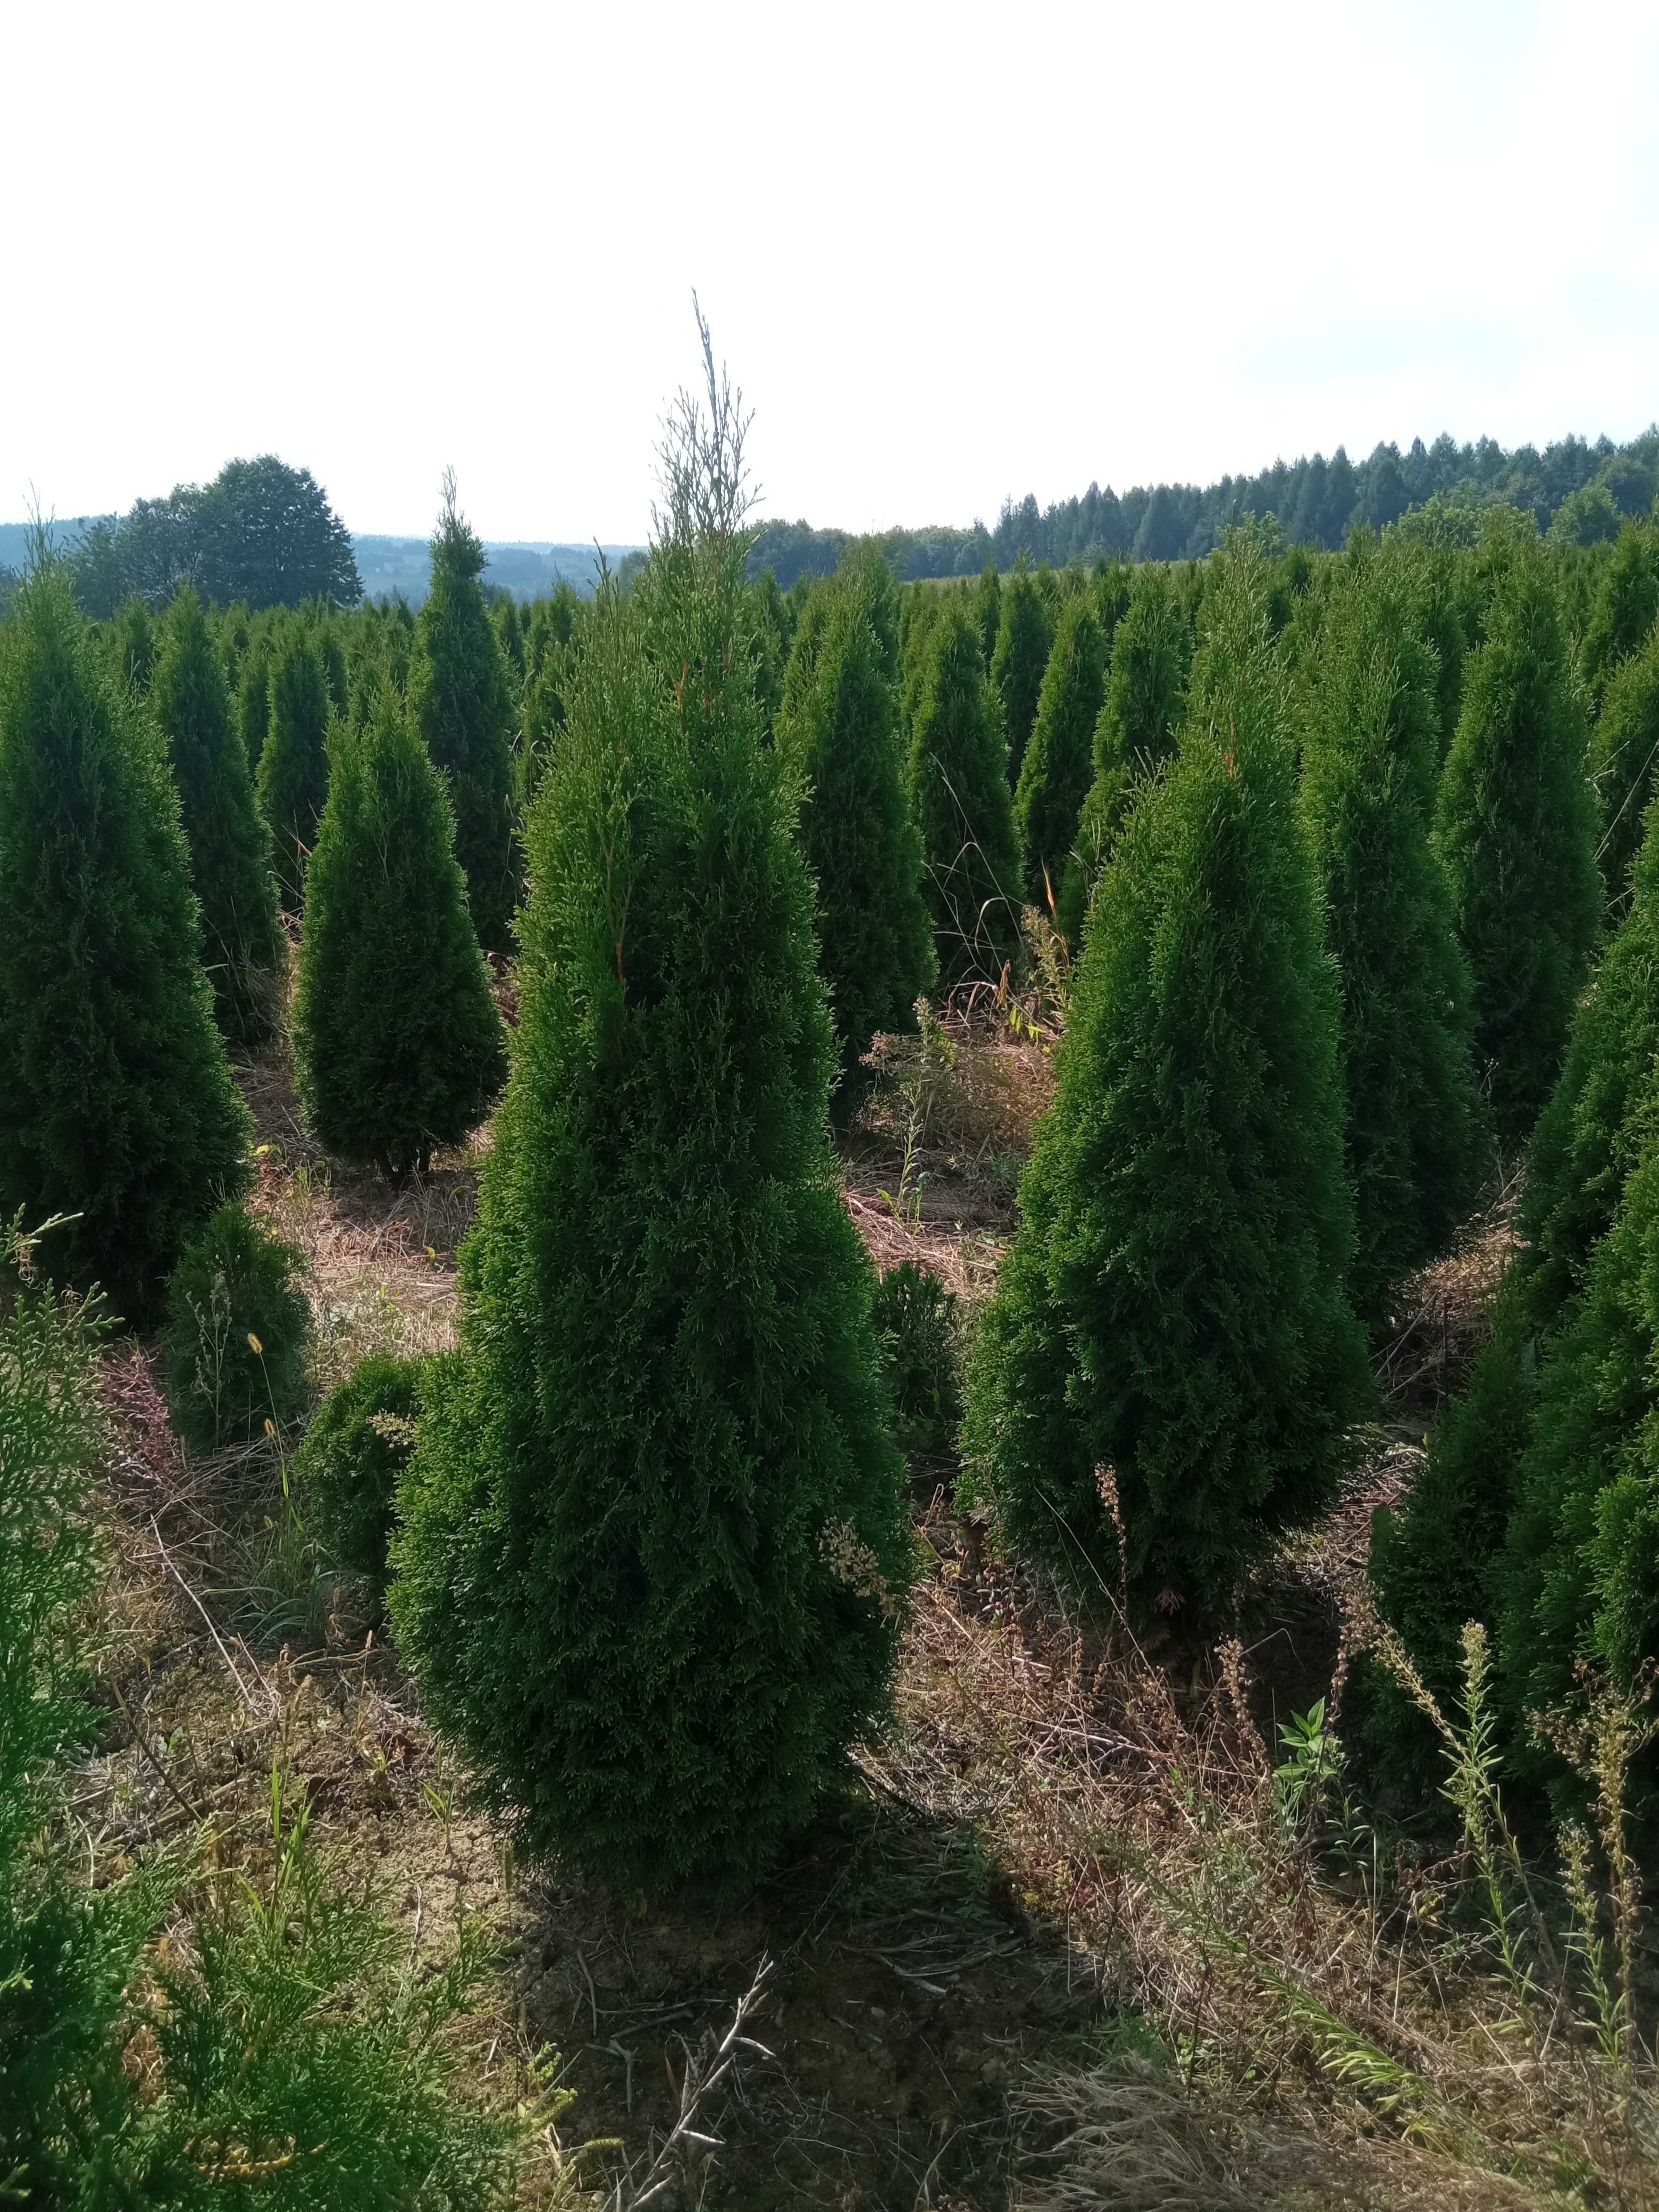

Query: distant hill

[0,522,642,607]
[353,534,642,606]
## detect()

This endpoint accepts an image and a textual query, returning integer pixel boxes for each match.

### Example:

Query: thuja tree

[1013,592,1105,908]
[391,333,911,1892]
[905,596,1024,986]
[111,595,154,694]
[1298,560,1485,1322]
[989,552,1053,790]
[1055,568,1191,945]
[150,588,285,1046]
[1498,1113,1659,1758]
[1580,520,1659,709]
[1521,796,1659,1330]
[776,572,935,1101]
[961,547,1370,1614]
[0,564,249,1321]
[974,559,1001,669]
[1434,527,1601,1155]
[407,478,521,953]
[236,626,275,774]
[1588,624,1659,908]
[256,624,332,911]
[294,690,505,1177]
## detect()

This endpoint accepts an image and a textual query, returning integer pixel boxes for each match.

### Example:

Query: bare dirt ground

[75,1014,1547,2210]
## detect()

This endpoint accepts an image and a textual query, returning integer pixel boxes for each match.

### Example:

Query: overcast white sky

[6,0,1657,542]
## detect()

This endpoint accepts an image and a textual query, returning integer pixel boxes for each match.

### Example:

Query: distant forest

[750,425,1659,588]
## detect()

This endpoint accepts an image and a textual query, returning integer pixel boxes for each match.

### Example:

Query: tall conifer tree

[1588,626,1659,909]
[391,329,910,1891]
[974,558,1002,669]
[989,553,1053,791]
[294,690,505,1176]
[777,567,935,1100]
[905,597,1023,985]
[1298,561,1485,1321]
[1434,531,1601,1154]
[962,547,1369,1613]
[1580,520,1659,709]
[256,626,332,911]
[407,479,521,953]
[1013,594,1105,908]
[0,563,249,1320]
[150,588,284,1048]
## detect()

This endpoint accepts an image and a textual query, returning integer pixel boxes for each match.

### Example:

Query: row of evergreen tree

[6,367,1659,1884]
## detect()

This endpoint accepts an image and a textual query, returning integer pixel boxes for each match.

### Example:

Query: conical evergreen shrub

[1360,1280,1534,1786]
[236,629,275,775]
[390,358,910,1892]
[296,1353,428,1582]
[1498,1111,1659,1750]
[1013,593,1105,908]
[111,596,154,694]
[1520,796,1659,1330]
[1055,568,1189,945]
[989,554,1053,792]
[1434,532,1601,1154]
[1588,625,1659,909]
[1581,520,1659,708]
[0,565,249,1322]
[776,573,935,1099]
[905,596,1023,986]
[961,547,1370,1614]
[150,588,284,1048]
[974,559,1001,669]
[256,625,332,911]
[294,690,505,1177]
[1298,560,1485,1322]
[407,482,520,952]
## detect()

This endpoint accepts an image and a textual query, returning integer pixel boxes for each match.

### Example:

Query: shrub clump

[150,585,286,1047]
[1297,556,1485,1322]
[391,355,911,1894]
[961,544,1370,1615]
[162,1203,311,1453]
[0,563,249,1323]
[872,1261,962,1468]
[776,563,935,1100]
[295,1354,426,1581]
[1434,525,1602,1154]
[293,688,506,1177]
[905,594,1024,987]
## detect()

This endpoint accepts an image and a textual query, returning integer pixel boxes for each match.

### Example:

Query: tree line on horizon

[751,421,1659,587]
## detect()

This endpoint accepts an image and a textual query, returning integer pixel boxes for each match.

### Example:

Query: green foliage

[961,547,1370,1614]
[988,552,1053,790]
[151,588,285,1048]
[407,480,521,953]
[296,1353,425,1580]
[391,343,910,1892]
[1522,800,1659,1330]
[973,558,1001,668]
[111,595,155,693]
[905,594,1024,986]
[0,565,249,1322]
[1013,593,1105,908]
[294,691,506,1176]
[1588,625,1659,907]
[0,1222,529,2206]
[1580,521,1659,709]
[1434,533,1602,1154]
[776,564,935,1099]
[1361,1286,1535,1787]
[256,625,332,911]
[1499,1119,1659,1745]
[872,1261,961,1467]
[1057,568,1190,946]
[236,629,275,774]
[1297,559,1485,1321]
[162,1202,311,1452]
